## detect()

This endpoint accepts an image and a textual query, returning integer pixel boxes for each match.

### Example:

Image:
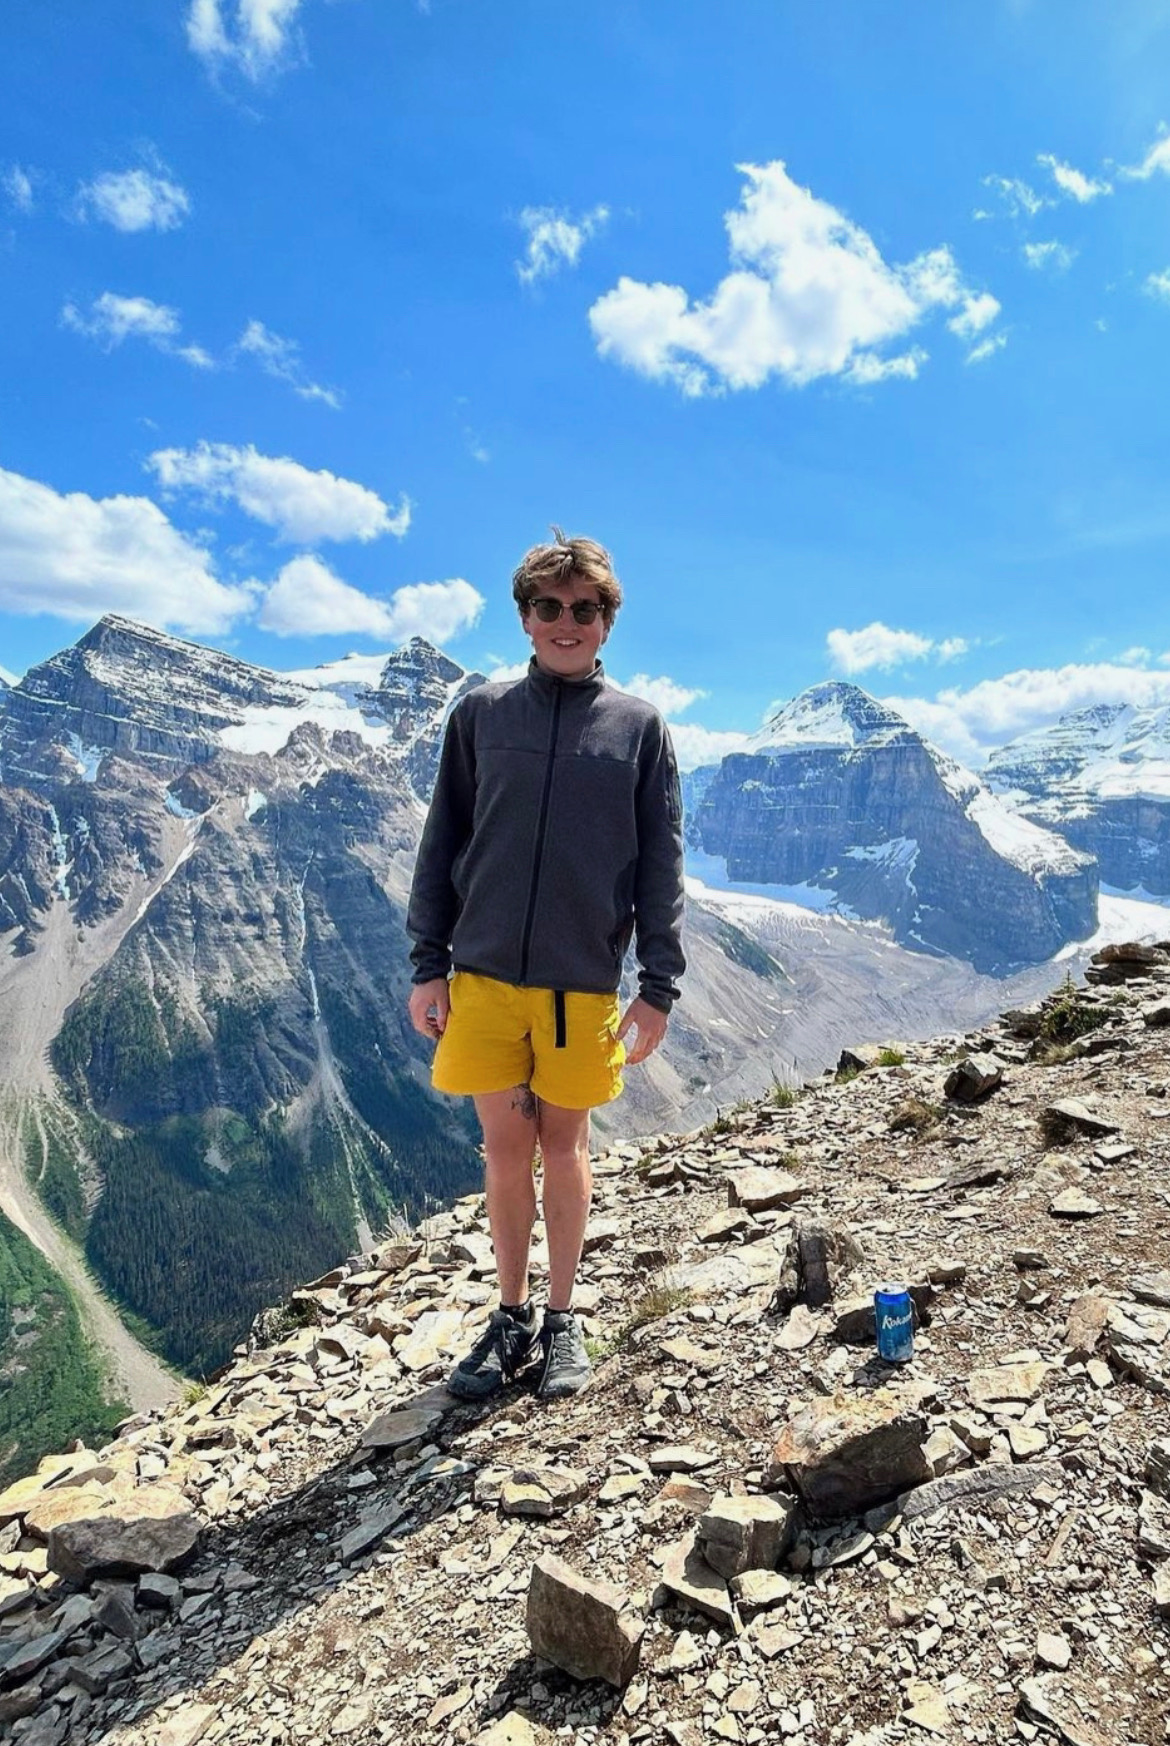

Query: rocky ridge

[3,947,1170,1744]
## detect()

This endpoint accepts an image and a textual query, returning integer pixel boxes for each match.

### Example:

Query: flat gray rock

[897,1460,1064,1522]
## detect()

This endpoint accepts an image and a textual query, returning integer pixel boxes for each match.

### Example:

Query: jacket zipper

[518,682,563,983]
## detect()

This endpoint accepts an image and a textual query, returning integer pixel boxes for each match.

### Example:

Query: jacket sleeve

[406,702,477,983]
[632,716,686,1012]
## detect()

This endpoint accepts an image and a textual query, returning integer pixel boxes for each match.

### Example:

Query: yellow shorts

[431,972,625,1110]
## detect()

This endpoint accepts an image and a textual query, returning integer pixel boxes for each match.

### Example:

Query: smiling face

[521,576,609,679]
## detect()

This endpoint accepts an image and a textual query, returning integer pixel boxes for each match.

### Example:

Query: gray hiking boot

[535,1308,592,1400]
[447,1304,540,1400]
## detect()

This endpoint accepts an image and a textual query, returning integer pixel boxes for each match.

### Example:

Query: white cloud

[589,162,997,395]
[1122,130,1170,181]
[886,660,1170,767]
[1145,270,1170,303]
[846,348,926,385]
[148,442,408,544]
[1023,240,1076,273]
[0,465,254,634]
[2,165,33,211]
[981,174,1050,219]
[187,0,304,81]
[516,204,609,284]
[947,292,1000,341]
[77,168,190,233]
[620,673,706,716]
[258,559,484,642]
[62,292,214,368]
[1037,153,1112,203]
[668,723,751,772]
[237,319,341,408]
[966,332,1008,365]
[828,622,951,674]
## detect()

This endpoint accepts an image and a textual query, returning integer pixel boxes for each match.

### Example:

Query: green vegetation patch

[1039,975,1105,1045]
[713,920,788,982]
[0,1210,126,1489]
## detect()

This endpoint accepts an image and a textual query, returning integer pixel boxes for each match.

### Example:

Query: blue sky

[3,0,1170,768]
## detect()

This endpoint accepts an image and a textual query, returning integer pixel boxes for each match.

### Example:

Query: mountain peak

[750,681,915,753]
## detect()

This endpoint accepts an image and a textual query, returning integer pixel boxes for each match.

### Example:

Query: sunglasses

[527,596,604,626]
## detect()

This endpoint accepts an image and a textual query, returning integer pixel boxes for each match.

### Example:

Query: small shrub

[888,1097,944,1137]
[1034,1039,1080,1067]
[1040,974,1103,1044]
[835,1064,862,1085]
[617,1283,694,1347]
[182,1380,207,1407]
[584,1333,617,1366]
[771,1079,798,1108]
[877,1046,906,1068]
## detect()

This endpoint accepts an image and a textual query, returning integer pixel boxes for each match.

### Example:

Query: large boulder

[47,1483,200,1582]
[766,1390,931,1521]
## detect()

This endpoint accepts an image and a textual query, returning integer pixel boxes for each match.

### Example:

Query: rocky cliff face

[694,682,1098,973]
[366,638,487,795]
[985,702,1170,897]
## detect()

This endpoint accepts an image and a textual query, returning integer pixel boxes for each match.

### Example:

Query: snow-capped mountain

[0,614,484,797]
[985,702,1170,897]
[692,681,1098,972]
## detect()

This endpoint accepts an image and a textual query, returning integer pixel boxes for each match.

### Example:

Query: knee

[539,1140,591,1176]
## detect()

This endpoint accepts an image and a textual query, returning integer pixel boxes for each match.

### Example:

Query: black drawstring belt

[553,990,567,1049]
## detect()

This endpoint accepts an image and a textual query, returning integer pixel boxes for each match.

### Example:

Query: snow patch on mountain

[686,848,861,919]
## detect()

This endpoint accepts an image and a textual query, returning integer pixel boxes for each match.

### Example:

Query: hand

[617,996,668,1065]
[408,978,450,1041]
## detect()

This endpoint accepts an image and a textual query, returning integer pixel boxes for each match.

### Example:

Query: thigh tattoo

[511,1084,538,1121]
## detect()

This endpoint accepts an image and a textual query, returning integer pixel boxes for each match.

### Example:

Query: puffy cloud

[1023,240,1076,273]
[62,292,214,368]
[886,660,1170,767]
[667,723,751,772]
[257,558,483,642]
[1037,154,1112,203]
[237,319,341,408]
[1145,269,1170,303]
[148,442,409,544]
[2,165,34,211]
[1122,130,1170,182]
[186,0,304,81]
[947,292,1000,341]
[589,162,998,395]
[516,204,609,284]
[826,622,972,674]
[620,673,706,716]
[77,168,190,232]
[0,464,254,634]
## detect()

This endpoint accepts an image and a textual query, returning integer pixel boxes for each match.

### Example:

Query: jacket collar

[524,656,606,700]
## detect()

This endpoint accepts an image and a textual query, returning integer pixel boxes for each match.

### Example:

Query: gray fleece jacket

[407,660,686,1012]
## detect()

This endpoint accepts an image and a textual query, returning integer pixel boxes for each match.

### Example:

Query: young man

[406,528,686,1401]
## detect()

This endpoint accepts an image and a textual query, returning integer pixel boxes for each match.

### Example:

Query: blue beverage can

[874,1283,914,1363]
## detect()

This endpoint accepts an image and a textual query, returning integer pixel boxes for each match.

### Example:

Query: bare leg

[536,1101,593,1312]
[474,1086,539,1306]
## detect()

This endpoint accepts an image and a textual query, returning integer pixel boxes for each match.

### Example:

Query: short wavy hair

[511,526,622,623]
